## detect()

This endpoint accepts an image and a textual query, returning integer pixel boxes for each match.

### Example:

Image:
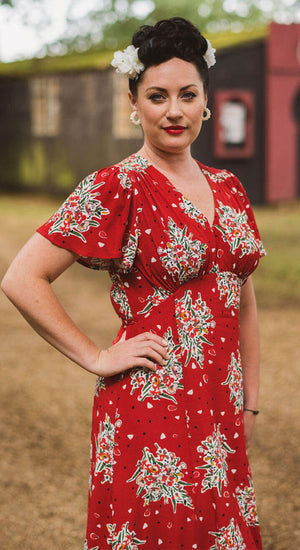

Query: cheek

[189,107,205,136]
[193,102,206,117]
[193,104,206,125]
[140,107,162,128]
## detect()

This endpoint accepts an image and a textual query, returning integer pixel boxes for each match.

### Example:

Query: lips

[163,126,186,135]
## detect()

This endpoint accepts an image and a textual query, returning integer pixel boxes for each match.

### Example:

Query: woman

[2,17,265,550]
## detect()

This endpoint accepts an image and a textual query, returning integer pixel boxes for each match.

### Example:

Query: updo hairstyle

[129,17,209,97]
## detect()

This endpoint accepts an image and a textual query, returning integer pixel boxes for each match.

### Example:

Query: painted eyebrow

[145,85,199,92]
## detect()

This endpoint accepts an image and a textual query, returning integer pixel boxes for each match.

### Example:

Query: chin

[158,138,192,153]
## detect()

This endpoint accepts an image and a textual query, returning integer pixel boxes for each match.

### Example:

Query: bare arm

[239,276,260,447]
[1,233,168,376]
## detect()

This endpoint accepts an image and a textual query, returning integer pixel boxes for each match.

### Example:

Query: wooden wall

[0,70,142,194]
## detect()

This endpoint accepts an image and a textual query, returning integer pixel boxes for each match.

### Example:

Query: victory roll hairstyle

[111,18,216,97]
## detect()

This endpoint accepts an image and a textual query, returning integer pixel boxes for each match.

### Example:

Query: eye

[148,93,165,102]
[182,91,197,100]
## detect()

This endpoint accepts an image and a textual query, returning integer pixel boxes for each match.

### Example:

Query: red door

[265,23,300,202]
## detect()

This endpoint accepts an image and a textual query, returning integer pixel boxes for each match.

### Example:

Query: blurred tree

[0,0,42,7]
[1,0,299,56]
[42,0,299,55]
[0,0,50,29]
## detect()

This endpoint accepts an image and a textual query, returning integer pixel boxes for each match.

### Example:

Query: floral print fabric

[38,154,265,549]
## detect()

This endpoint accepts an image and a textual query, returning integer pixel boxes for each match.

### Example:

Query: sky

[0,0,95,62]
[0,0,299,63]
[0,0,154,62]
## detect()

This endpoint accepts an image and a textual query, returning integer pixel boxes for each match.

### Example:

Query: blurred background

[0,1,300,549]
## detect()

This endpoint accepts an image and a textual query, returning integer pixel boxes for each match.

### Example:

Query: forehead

[139,57,204,91]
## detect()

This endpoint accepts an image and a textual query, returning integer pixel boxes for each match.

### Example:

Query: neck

[139,143,197,176]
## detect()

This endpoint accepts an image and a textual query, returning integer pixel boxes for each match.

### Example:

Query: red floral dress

[37,153,266,550]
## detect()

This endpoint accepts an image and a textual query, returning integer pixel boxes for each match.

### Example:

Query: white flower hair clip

[111,45,145,79]
[203,39,216,68]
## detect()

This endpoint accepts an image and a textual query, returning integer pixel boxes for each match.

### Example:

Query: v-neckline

[133,153,217,230]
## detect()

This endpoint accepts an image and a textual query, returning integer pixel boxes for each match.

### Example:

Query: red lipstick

[163,126,186,135]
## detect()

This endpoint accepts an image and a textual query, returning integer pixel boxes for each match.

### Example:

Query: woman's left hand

[243,410,257,448]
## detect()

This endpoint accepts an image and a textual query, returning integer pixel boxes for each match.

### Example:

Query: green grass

[253,202,300,308]
[1,193,299,309]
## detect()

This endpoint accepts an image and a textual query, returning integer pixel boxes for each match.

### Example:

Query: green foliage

[1,0,299,58]
[0,26,268,77]
[43,0,299,56]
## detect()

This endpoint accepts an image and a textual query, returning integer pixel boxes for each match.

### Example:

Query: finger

[135,340,170,359]
[132,356,158,372]
[148,341,170,360]
[136,345,168,366]
[135,332,169,347]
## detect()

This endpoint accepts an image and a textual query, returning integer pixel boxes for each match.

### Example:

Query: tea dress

[37,153,266,550]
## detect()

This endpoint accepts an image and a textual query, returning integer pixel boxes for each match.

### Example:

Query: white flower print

[215,203,261,257]
[128,443,194,512]
[120,228,140,271]
[107,521,146,549]
[117,170,132,190]
[201,168,232,183]
[130,327,183,404]
[222,351,243,414]
[137,286,172,316]
[175,289,215,366]
[236,476,260,526]
[196,423,235,496]
[158,218,208,282]
[110,273,133,321]
[116,153,150,173]
[47,172,109,242]
[95,376,106,396]
[214,267,242,310]
[209,518,246,550]
[179,196,207,228]
[94,412,122,485]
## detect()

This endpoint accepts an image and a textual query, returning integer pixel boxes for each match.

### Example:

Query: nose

[166,98,183,120]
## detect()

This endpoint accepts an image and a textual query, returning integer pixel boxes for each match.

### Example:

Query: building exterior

[0,65,143,194]
[193,35,266,203]
[194,22,300,203]
[265,23,300,202]
[0,23,299,203]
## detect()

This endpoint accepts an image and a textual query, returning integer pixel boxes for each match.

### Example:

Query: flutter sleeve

[37,166,138,271]
[227,172,266,259]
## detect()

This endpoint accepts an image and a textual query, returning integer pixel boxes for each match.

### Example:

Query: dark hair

[129,17,210,97]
